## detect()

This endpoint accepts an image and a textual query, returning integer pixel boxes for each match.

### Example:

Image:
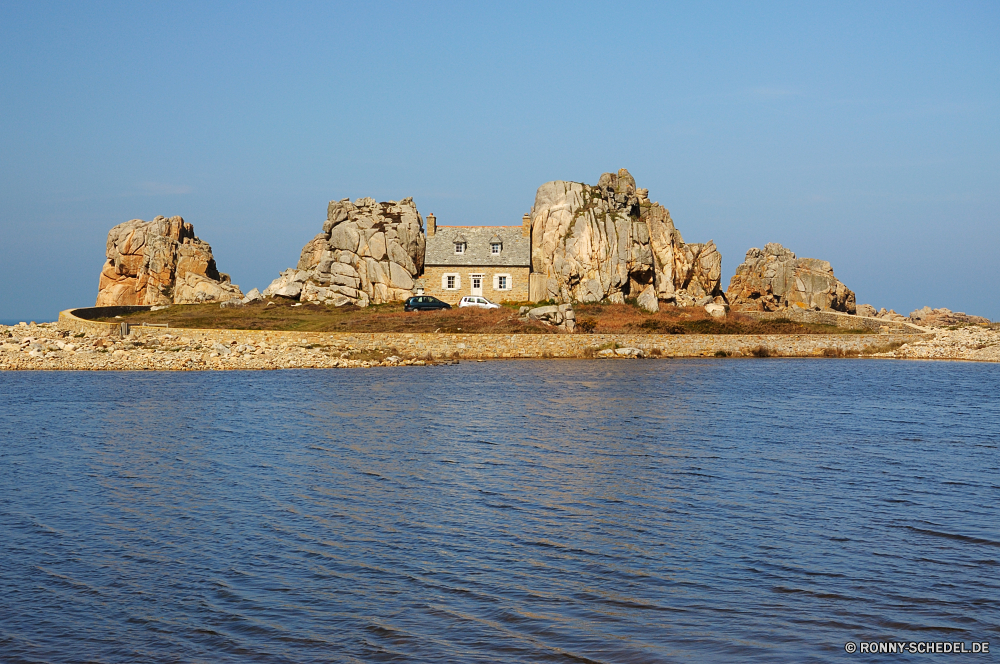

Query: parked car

[404,296,452,312]
[458,296,500,310]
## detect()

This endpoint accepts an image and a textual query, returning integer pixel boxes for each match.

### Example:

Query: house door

[470,274,483,296]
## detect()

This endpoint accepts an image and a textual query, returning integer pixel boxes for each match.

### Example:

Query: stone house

[419,213,532,304]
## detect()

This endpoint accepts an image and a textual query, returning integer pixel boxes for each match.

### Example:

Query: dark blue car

[404,296,453,312]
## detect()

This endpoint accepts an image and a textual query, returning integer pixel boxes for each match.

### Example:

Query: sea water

[1,360,998,662]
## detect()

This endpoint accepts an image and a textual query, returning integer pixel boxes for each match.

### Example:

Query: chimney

[426,213,436,237]
[522,213,531,238]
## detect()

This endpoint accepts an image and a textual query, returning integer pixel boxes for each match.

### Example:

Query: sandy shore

[2,322,998,370]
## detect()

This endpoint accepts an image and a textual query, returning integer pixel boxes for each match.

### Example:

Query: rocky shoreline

[1,323,433,370]
[2,321,997,370]
[869,325,1000,362]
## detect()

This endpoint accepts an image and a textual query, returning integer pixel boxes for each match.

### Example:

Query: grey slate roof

[425,226,530,267]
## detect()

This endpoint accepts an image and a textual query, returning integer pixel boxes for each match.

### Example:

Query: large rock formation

[96,216,243,306]
[909,306,990,326]
[726,243,856,313]
[263,197,425,307]
[529,169,722,305]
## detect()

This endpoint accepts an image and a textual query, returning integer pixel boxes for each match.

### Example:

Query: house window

[454,242,466,255]
[443,273,460,290]
[491,242,501,254]
[493,273,511,291]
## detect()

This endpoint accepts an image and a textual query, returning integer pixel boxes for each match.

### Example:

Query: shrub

[864,341,907,355]
[637,318,686,334]
[821,347,859,358]
[714,350,730,357]
[577,318,598,333]
[750,346,770,358]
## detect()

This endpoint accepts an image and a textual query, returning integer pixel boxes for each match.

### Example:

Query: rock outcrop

[851,304,989,326]
[909,306,990,326]
[856,303,878,317]
[96,216,243,306]
[263,197,425,307]
[875,308,909,322]
[519,304,576,333]
[704,303,727,318]
[636,285,659,313]
[726,243,856,313]
[529,169,723,305]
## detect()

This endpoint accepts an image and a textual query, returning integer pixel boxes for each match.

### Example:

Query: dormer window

[491,242,501,254]
[455,242,466,254]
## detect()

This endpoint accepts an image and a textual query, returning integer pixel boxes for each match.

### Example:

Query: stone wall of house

[420,266,530,305]
[59,308,924,358]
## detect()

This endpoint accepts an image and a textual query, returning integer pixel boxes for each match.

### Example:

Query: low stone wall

[58,307,148,337]
[72,305,153,320]
[57,308,926,359]
[740,308,925,334]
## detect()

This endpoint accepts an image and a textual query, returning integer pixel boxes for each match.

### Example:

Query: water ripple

[1,359,998,662]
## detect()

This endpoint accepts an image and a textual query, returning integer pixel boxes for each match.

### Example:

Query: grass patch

[863,341,908,355]
[95,300,558,335]
[94,299,883,336]
[574,303,864,336]
[821,347,860,358]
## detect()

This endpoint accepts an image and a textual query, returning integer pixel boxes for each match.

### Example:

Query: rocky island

[4,168,996,371]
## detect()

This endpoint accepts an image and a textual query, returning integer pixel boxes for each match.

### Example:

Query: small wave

[901,525,1000,548]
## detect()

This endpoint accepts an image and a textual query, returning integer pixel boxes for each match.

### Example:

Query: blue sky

[2,1,998,321]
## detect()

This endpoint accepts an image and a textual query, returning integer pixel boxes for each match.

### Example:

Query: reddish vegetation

[572,303,856,334]
[99,301,555,334]
[574,304,850,334]
[98,300,859,335]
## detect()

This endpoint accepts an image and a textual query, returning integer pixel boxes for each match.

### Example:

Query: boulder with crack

[263,197,426,307]
[96,216,243,306]
[519,304,576,332]
[725,243,856,313]
[529,169,723,305]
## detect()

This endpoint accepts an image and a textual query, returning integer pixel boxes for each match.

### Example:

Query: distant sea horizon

[0,318,54,326]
